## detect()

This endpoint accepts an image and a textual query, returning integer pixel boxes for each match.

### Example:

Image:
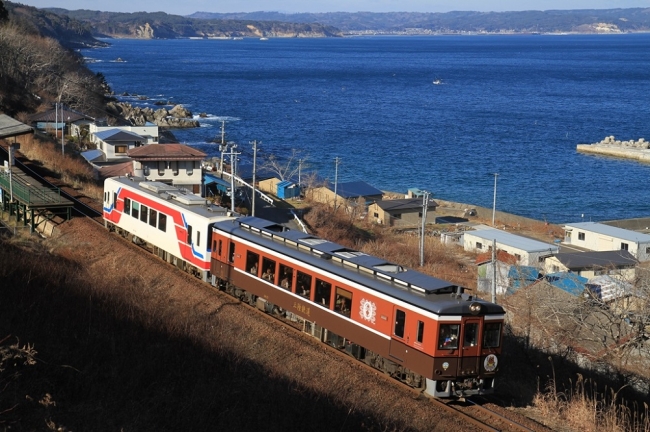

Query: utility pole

[251,140,259,217]
[298,158,303,189]
[333,157,341,211]
[55,102,58,142]
[492,173,499,226]
[219,143,240,214]
[419,191,430,267]
[491,239,497,304]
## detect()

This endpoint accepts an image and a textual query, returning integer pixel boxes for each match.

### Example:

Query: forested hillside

[0,1,108,116]
[44,8,342,39]
[190,8,650,34]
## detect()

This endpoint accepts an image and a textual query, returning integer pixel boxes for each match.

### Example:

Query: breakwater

[577,136,650,162]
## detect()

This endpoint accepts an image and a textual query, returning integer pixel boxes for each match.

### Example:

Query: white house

[128,143,206,195]
[562,222,650,261]
[90,122,159,145]
[463,229,559,267]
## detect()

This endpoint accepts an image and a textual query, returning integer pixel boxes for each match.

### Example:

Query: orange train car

[211,216,505,398]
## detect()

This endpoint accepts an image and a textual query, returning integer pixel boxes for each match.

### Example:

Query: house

[562,222,650,261]
[128,143,206,195]
[89,129,146,162]
[90,122,159,145]
[544,250,637,280]
[308,180,383,209]
[463,229,558,267]
[29,105,94,139]
[368,198,438,227]
[476,250,518,296]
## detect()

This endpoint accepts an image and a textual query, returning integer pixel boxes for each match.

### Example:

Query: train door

[458,317,481,375]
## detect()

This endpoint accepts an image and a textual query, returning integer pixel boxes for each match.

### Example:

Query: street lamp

[492,173,499,226]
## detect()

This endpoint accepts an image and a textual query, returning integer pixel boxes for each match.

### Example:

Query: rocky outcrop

[106,102,199,128]
[592,136,649,149]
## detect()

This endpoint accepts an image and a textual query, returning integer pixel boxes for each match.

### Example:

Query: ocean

[81,34,650,224]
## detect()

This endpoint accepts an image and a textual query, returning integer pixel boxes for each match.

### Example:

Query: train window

[334,287,352,317]
[113,192,117,207]
[149,209,157,227]
[187,225,193,245]
[464,323,479,347]
[315,279,332,307]
[140,205,148,223]
[158,213,167,232]
[297,272,312,299]
[132,202,140,219]
[229,242,236,263]
[262,258,276,283]
[124,197,131,215]
[247,252,260,276]
[483,323,502,348]
[196,231,201,247]
[217,239,222,257]
[278,264,293,291]
[394,309,406,338]
[416,320,425,344]
[438,324,460,350]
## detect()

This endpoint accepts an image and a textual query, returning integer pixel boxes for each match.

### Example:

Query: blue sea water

[81,35,650,223]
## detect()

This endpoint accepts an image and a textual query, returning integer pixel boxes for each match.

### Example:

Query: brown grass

[14,134,103,200]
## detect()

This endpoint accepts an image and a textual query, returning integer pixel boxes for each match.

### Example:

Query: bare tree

[261,149,308,182]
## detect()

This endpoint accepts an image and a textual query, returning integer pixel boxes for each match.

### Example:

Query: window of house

[149,209,157,227]
[315,279,332,307]
[394,213,402,219]
[646,246,650,254]
[143,165,150,176]
[416,320,425,344]
[187,161,194,176]
[621,242,629,251]
[140,205,148,223]
[514,253,521,261]
[394,309,406,338]
[124,197,131,215]
[115,145,127,154]
[158,213,167,232]
[483,322,502,348]
[578,232,585,241]
[172,161,179,176]
[438,324,460,350]
[334,287,352,317]
[158,161,165,176]
[476,242,483,250]
[373,212,379,218]
[297,271,312,299]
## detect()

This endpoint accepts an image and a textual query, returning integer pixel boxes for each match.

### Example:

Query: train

[103,175,505,398]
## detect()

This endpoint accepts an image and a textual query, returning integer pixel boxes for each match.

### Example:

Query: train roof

[107,176,235,220]
[215,216,505,316]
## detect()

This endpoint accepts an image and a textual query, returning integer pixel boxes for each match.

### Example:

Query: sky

[10,1,650,16]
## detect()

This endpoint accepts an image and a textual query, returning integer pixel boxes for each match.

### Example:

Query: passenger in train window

[438,324,459,350]
[250,263,258,275]
[262,268,273,281]
[280,277,289,289]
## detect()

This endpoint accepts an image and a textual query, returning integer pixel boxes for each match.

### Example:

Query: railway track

[1,145,547,430]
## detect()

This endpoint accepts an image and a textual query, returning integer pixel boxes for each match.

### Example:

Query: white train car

[103,176,235,282]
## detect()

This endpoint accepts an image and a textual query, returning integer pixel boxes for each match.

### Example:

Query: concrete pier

[577,136,650,162]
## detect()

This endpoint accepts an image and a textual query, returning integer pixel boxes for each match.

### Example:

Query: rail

[221,171,275,205]
[290,209,309,233]
[0,169,69,206]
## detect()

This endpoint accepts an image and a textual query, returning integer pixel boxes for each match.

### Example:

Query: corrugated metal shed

[564,222,650,243]
[468,229,559,253]
[0,115,33,139]
[277,180,299,199]
[553,250,637,270]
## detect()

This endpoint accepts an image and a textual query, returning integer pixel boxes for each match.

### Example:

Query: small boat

[432,79,442,85]
[260,37,269,41]
[232,37,243,40]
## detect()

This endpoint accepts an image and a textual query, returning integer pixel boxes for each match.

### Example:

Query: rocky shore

[106,101,200,128]
[577,135,650,162]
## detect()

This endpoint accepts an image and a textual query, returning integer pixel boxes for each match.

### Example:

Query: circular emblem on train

[442,362,449,371]
[484,354,498,372]
[359,298,377,324]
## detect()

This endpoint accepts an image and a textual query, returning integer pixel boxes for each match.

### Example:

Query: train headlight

[469,302,482,315]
